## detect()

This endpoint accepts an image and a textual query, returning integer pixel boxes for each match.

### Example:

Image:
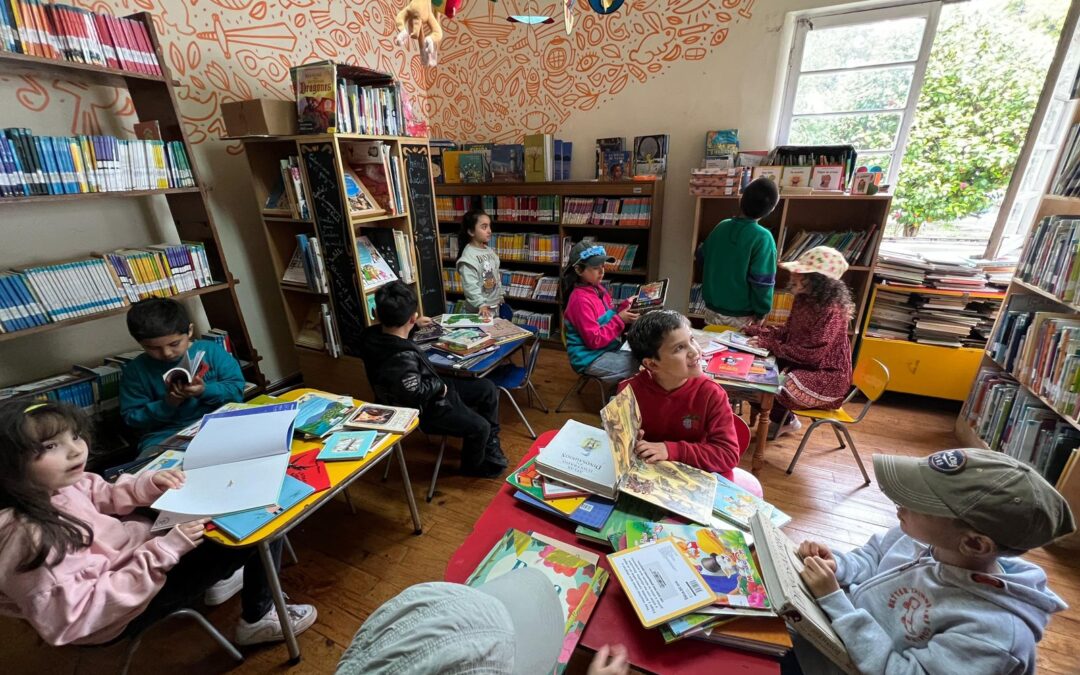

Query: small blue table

[424,335,531,378]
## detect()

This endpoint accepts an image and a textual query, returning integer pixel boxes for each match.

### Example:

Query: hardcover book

[633,134,669,178]
[630,278,668,311]
[293,392,354,440]
[342,165,385,218]
[355,235,398,291]
[344,403,418,434]
[601,150,632,181]
[491,144,525,182]
[458,152,487,183]
[524,133,553,182]
[705,129,739,158]
[212,475,315,541]
[595,137,624,178]
[466,528,609,675]
[608,537,717,628]
[293,62,337,133]
[706,351,755,379]
[712,473,792,530]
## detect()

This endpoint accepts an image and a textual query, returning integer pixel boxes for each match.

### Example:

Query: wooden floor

[4,348,1079,674]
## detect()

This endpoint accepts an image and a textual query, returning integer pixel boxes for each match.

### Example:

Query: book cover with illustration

[355,236,398,291]
[346,142,396,214]
[614,521,771,611]
[458,152,487,183]
[706,351,755,379]
[633,134,669,178]
[492,144,526,182]
[507,459,616,529]
[466,528,608,675]
[602,150,632,181]
[713,473,792,530]
[317,430,381,461]
[524,133,553,182]
[705,129,739,158]
[212,475,316,541]
[292,63,337,133]
[595,137,624,178]
[342,165,385,218]
[293,392,355,440]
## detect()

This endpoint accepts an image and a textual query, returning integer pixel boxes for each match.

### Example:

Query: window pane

[789,112,902,149]
[793,66,914,114]
[802,17,926,72]
[855,152,894,175]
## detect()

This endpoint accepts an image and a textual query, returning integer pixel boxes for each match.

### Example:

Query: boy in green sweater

[699,177,780,329]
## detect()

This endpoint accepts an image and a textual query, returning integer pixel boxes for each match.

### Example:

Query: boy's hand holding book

[634,439,668,463]
[167,374,206,405]
[801,556,840,598]
[618,307,640,324]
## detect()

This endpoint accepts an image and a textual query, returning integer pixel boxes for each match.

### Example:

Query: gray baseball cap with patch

[873,448,1076,551]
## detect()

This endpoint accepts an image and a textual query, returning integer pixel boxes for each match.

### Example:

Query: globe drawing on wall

[589,0,625,14]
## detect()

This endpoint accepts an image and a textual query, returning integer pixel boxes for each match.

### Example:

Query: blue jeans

[583,350,639,386]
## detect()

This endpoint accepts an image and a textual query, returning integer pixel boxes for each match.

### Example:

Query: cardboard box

[221,99,297,137]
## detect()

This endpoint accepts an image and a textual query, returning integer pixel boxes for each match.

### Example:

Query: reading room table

[425,332,533,378]
[204,388,422,664]
[445,430,781,675]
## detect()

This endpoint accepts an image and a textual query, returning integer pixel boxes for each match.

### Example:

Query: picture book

[537,388,718,524]
[608,537,717,628]
[293,62,336,133]
[749,512,857,674]
[706,352,754,379]
[344,403,418,434]
[293,392,355,440]
[508,459,583,513]
[347,142,395,214]
[285,448,331,492]
[466,528,609,675]
[491,144,525,182]
[633,134,669,179]
[317,430,380,461]
[436,313,493,327]
[575,497,667,547]
[162,349,207,386]
[411,322,446,343]
[524,133,553,182]
[152,402,300,516]
[482,318,532,344]
[212,475,316,541]
[781,166,812,191]
[631,278,668,311]
[435,328,496,355]
[135,449,185,475]
[712,473,792,530]
[595,137,624,178]
[752,166,783,183]
[342,164,385,218]
[458,152,487,183]
[811,165,845,192]
[711,330,770,357]
[705,129,739,159]
[442,149,463,183]
[355,236,398,291]
[602,150,632,181]
[615,521,771,611]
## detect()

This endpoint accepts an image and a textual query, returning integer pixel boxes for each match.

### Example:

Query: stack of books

[689,283,705,315]
[559,197,654,227]
[439,233,460,261]
[281,234,329,294]
[435,328,495,356]
[0,6,162,75]
[511,309,553,338]
[1016,216,1080,303]
[689,167,751,196]
[868,290,1000,348]
[874,251,930,286]
[866,290,917,341]
[923,256,989,292]
[782,227,877,266]
[290,62,411,136]
[970,258,1016,289]
[105,243,214,301]
[1,129,195,197]
[500,270,544,299]
[263,156,309,220]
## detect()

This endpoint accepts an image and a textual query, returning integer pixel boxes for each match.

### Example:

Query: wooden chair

[786,358,890,485]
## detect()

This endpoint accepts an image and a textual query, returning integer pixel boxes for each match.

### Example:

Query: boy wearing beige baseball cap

[791,448,1074,675]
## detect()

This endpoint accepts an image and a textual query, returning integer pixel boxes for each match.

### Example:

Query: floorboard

[2,348,1077,673]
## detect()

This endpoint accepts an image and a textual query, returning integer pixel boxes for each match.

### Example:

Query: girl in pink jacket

[0,401,315,647]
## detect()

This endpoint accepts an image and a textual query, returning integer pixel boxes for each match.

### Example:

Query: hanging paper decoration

[588,0,624,14]
[564,0,576,35]
[431,0,463,18]
[507,0,554,24]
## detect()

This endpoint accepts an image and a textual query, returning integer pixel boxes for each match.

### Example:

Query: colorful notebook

[712,473,792,530]
[466,528,608,675]
[317,430,380,461]
[212,475,315,541]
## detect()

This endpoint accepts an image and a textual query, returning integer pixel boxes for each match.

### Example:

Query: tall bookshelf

[434,180,665,344]
[687,194,891,343]
[242,134,437,395]
[955,98,1080,546]
[0,13,265,450]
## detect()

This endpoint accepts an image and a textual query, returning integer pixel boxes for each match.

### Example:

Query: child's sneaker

[204,568,243,606]
[234,604,317,646]
[774,416,802,440]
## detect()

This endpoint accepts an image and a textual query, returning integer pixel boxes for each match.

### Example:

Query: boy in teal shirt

[119,298,245,458]
[699,177,780,328]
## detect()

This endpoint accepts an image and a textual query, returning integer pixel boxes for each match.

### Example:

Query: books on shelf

[511,309,553,339]
[297,303,340,356]
[282,234,329,293]
[633,134,669,179]
[1050,123,1080,197]
[500,269,544,299]
[533,276,559,302]
[0,6,162,76]
[479,194,561,222]
[290,61,408,136]
[104,242,214,302]
[491,144,525,182]
[344,141,404,216]
[782,228,877,266]
[524,132,554,182]
[364,229,416,285]
[690,167,751,197]
[562,196,653,227]
[355,235,398,292]
[0,128,194,197]
[867,288,1001,349]
[1016,216,1080,303]
[553,139,572,181]
[490,232,561,263]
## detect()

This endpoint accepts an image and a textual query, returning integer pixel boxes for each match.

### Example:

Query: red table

[445,430,780,675]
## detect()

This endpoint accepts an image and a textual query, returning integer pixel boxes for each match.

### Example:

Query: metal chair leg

[839,425,871,485]
[122,608,242,675]
[831,424,846,449]
[427,436,447,502]
[786,420,826,475]
[501,386,537,439]
[382,455,393,481]
[527,380,550,413]
[283,535,298,566]
[556,375,588,412]
[597,379,608,407]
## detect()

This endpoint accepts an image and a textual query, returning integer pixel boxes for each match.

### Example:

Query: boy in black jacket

[358,282,508,478]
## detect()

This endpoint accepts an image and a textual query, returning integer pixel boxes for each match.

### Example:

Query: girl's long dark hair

[456,208,489,262]
[796,272,855,320]
[560,262,587,308]
[0,401,93,571]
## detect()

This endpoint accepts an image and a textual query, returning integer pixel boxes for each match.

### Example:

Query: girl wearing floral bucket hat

[744,246,854,440]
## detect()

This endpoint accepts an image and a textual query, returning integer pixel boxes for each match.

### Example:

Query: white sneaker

[234,604,317,646]
[775,416,803,439]
[204,568,243,606]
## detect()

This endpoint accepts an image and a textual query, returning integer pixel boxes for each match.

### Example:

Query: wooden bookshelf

[435,180,665,344]
[687,193,892,343]
[955,98,1080,547]
[0,13,265,395]
[242,134,439,395]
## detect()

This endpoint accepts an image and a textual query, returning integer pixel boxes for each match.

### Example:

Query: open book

[536,387,718,523]
[712,330,769,357]
[749,511,858,674]
[163,350,207,386]
[151,402,299,516]
[630,278,668,312]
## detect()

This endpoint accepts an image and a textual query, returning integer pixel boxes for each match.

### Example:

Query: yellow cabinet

[856,337,986,401]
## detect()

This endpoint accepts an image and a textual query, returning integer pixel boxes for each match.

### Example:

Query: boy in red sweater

[618,310,743,480]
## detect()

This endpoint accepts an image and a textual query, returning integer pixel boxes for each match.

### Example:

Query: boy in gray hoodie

[793,448,1074,675]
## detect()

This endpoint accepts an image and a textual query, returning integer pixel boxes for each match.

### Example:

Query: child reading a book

[561,241,640,386]
[744,246,853,440]
[358,281,508,477]
[456,208,511,320]
[699,177,779,329]
[792,448,1074,675]
[0,401,316,647]
[622,311,760,494]
[119,298,245,458]
[337,568,629,675]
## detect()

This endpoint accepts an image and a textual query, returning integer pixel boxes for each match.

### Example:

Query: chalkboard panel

[402,144,445,316]
[301,142,365,357]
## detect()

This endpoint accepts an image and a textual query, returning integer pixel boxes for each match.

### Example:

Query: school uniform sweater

[119,339,245,451]
[0,472,195,646]
[701,217,777,318]
[617,371,742,479]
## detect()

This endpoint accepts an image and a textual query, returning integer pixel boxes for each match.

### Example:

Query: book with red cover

[706,351,754,379]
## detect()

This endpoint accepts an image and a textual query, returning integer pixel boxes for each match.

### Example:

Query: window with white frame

[777,2,941,188]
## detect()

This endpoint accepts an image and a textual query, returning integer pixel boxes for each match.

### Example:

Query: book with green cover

[574,496,665,546]
[467,528,608,675]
